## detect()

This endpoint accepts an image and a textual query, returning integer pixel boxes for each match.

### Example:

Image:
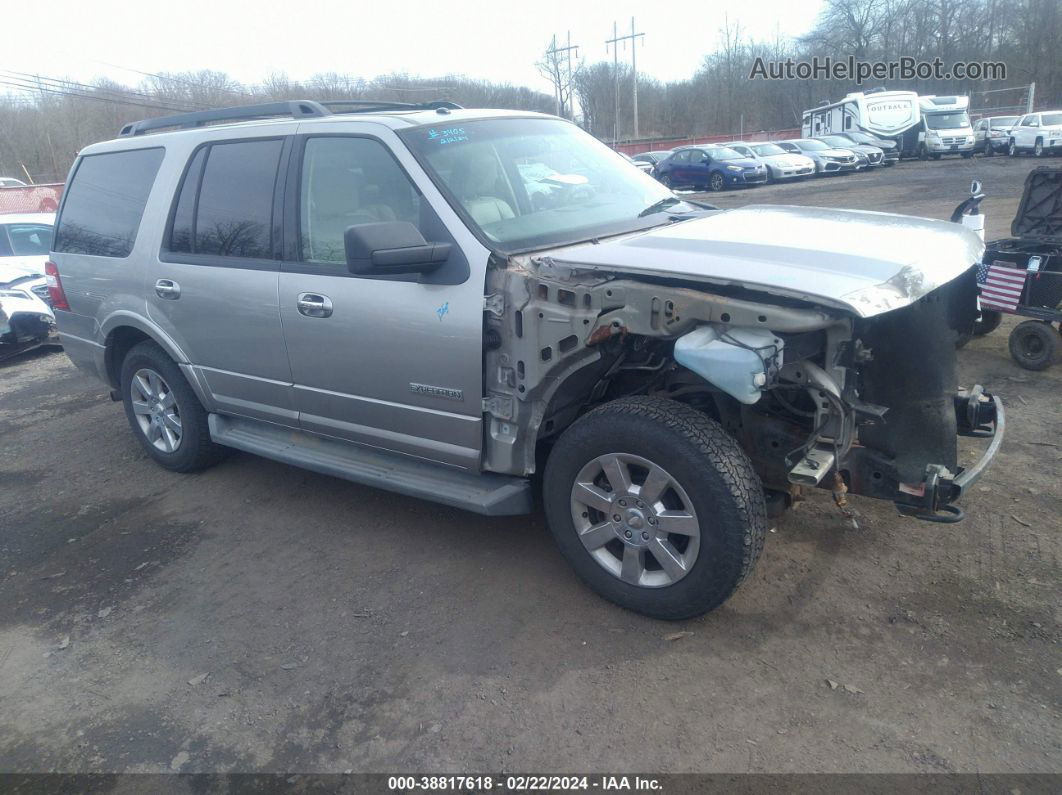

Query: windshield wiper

[637,196,684,218]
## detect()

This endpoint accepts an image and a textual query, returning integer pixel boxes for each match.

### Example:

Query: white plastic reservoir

[673,325,784,405]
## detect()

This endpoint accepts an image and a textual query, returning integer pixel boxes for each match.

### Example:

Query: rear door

[276,127,486,469]
[146,134,296,426]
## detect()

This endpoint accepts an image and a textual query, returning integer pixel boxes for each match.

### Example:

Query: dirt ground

[0,155,1058,775]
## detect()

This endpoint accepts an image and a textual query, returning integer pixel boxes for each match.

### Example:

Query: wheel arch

[100,313,214,409]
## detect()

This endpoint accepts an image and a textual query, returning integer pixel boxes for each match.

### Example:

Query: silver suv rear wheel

[130,368,182,453]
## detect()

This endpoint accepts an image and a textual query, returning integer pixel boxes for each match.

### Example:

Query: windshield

[924,112,971,130]
[990,116,1018,128]
[1,223,53,256]
[751,143,785,156]
[820,136,855,147]
[1042,113,1062,126]
[846,132,878,144]
[400,118,686,253]
[793,139,829,151]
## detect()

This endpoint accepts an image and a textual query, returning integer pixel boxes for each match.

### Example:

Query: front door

[277,132,485,469]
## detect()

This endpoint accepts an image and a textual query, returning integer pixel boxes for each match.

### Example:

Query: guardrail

[0,184,64,214]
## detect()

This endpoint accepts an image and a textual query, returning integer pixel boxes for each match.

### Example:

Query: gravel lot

[1,155,1059,775]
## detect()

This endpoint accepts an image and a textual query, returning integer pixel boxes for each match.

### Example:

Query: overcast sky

[5,0,824,94]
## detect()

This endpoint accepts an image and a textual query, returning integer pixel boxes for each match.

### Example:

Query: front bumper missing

[892,388,1004,523]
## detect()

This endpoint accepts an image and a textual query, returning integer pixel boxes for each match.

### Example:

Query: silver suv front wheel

[570,453,701,588]
[544,396,767,620]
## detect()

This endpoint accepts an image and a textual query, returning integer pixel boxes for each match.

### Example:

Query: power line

[0,69,205,110]
[0,78,197,114]
[90,60,254,98]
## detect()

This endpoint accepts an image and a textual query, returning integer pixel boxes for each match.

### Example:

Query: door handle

[297,292,333,318]
[155,279,180,299]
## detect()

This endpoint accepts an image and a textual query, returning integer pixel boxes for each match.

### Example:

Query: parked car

[815,134,886,167]
[1008,111,1062,157]
[631,150,672,169]
[654,145,768,191]
[0,177,28,188]
[619,151,655,176]
[777,139,860,175]
[51,101,1002,619]
[973,116,1019,157]
[832,131,900,165]
[0,212,56,356]
[723,142,816,182]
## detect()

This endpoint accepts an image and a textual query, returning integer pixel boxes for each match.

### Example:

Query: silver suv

[51,100,1003,619]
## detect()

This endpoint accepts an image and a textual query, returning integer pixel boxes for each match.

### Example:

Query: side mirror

[344,222,451,276]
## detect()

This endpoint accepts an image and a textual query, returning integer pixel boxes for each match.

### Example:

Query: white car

[0,212,57,355]
[1008,111,1062,157]
[724,142,816,181]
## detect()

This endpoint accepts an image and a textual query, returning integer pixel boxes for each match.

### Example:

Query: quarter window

[168,139,282,259]
[54,148,163,258]
[299,137,421,265]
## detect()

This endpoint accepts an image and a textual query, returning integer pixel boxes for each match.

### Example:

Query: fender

[98,310,215,410]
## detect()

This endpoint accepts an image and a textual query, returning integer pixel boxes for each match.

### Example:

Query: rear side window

[168,139,282,259]
[54,148,163,258]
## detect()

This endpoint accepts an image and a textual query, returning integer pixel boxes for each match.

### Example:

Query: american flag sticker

[977,261,1028,312]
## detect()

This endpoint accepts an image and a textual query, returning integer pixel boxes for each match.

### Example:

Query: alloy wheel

[569,453,701,588]
[710,173,725,192]
[129,367,182,453]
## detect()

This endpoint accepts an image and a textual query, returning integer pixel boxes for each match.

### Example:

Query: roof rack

[118,99,465,137]
[321,99,463,114]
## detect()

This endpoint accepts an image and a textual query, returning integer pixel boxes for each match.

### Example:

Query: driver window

[300,137,420,265]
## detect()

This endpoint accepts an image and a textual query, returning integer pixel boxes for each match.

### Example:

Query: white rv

[917,95,975,159]
[802,89,921,154]
[802,89,975,158]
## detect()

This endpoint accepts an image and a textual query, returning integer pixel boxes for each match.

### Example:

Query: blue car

[654,145,768,192]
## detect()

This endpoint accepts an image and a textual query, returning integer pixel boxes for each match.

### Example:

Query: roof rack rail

[118,100,331,137]
[320,99,464,114]
[118,99,464,137]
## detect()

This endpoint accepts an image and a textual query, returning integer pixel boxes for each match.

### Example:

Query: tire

[660,175,673,189]
[1009,139,1018,157]
[543,396,767,620]
[709,172,726,192]
[120,340,229,472]
[931,153,942,160]
[918,144,929,161]
[983,141,993,157]
[1034,138,1045,157]
[1008,320,1060,370]
[962,151,974,159]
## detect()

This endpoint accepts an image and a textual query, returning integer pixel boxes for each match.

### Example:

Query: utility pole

[606,17,645,142]
[546,32,579,119]
[1027,81,1036,114]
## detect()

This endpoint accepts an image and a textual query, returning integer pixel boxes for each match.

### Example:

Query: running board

[208,414,533,516]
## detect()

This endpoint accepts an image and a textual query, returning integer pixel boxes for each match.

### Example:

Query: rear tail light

[45,260,70,311]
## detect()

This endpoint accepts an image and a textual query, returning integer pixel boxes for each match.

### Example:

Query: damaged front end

[482,249,1002,524]
[724,269,1003,522]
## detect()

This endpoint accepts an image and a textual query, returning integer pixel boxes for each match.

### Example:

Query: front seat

[453,154,515,226]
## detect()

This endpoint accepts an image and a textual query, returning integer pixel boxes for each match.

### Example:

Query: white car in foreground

[0,212,57,357]
[725,142,817,181]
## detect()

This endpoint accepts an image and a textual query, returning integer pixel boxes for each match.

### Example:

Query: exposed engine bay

[482,254,1000,521]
